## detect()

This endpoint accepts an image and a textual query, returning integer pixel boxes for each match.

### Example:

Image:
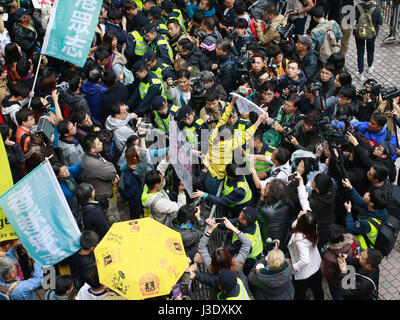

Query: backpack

[354,4,377,40]
[97,129,122,165]
[363,216,400,257]
[316,21,340,63]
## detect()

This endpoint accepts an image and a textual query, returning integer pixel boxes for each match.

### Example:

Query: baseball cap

[218,268,237,292]
[242,206,258,224]
[297,34,313,48]
[132,60,147,73]
[150,6,162,15]
[380,140,395,159]
[143,50,156,63]
[15,8,32,21]
[152,96,166,110]
[161,0,174,9]
[178,105,193,119]
[144,22,157,34]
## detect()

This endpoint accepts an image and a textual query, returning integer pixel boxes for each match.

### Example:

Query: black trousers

[293,269,324,300]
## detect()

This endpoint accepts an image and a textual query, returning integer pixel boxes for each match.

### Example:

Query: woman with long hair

[287,209,324,300]
[4,42,23,90]
[102,30,129,82]
[257,179,295,254]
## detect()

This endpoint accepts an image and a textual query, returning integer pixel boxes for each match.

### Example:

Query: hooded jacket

[321,233,361,289]
[80,81,107,123]
[1,95,29,129]
[58,138,84,166]
[105,114,136,166]
[63,91,91,116]
[248,257,294,300]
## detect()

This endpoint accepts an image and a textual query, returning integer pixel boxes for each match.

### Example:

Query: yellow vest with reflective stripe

[155,38,174,61]
[217,278,251,300]
[170,9,186,32]
[357,218,381,250]
[132,0,143,9]
[232,221,263,259]
[141,185,161,218]
[139,77,166,100]
[153,111,170,131]
[245,145,275,173]
[222,176,252,207]
[129,30,149,56]
[183,118,204,147]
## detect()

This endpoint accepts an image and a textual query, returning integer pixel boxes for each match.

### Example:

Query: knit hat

[152,96,166,110]
[297,34,313,48]
[242,206,258,224]
[218,268,237,292]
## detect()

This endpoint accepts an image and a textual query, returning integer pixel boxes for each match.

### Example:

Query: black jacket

[257,200,295,253]
[215,53,237,93]
[181,46,212,71]
[337,256,379,300]
[99,82,129,123]
[80,202,110,239]
[13,24,37,57]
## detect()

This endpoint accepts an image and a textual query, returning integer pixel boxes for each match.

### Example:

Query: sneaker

[367,65,374,73]
[356,72,364,82]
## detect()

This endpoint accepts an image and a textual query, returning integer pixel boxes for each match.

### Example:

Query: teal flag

[42,0,103,67]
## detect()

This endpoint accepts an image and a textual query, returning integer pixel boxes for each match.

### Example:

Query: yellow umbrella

[94,217,189,300]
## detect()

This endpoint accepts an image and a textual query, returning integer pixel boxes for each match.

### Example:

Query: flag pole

[28,52,43,108]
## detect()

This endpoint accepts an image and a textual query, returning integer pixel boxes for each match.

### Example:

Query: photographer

[253,3,287,47]
[248,52,270,93]
[314,84,358,118]
[275,60,306,97]
[295,34,320,81]
[166,69,192,107]
[200,70,228,102]
[176,37,212,71]
[231,18,255,57]
[212,38,237,93]
[264,44,289,78]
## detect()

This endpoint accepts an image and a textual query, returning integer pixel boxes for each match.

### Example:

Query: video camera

[235,46,255,73]
[276,22,295,41]
[281,84,300,100]
[357,83,400,101]
[190,75,210,100]
[0,0,16,12]
[309,81,323,94]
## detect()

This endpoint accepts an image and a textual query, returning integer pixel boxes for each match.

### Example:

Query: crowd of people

[0,0,399,301]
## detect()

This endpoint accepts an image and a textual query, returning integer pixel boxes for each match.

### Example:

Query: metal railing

[189,182,227,300]
[377,0,400,45]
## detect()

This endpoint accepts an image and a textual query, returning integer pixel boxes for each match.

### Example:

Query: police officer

[125,15,150,66]
[177,105,208,150]
[143,50,176,88]
[192,163,253,217]
[144,23,174,66]
[160,0,186,33]
[150,95,181,132]
[149,6,169,39]
[128,61,166,117]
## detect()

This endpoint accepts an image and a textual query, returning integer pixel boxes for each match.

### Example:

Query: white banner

[169,119,193,196]
[230,92,267,115]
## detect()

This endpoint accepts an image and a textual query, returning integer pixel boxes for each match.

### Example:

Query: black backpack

[97,129,122,166]
[363,216,400,257]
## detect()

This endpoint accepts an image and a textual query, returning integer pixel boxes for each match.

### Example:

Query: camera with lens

[0,0,16,12]
[282,126,295,140]
[276,22,295,41]
[190,197,202,213]
[56,81,70,95]
[357,83,383,99]
[310,81,323,94]
[380,86,400,101]
[266,57,278,72]
[190,75,209,100]
[128,117,153,134]
[281,84,300,100]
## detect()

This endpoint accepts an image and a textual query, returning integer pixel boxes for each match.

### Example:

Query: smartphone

[180,282,189,296]
[172,283,182,299]
[288,173,297,181]
[214,218,225,223]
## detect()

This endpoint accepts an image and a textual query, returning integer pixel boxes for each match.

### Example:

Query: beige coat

[256,14,288,46]
[376,95,400,134]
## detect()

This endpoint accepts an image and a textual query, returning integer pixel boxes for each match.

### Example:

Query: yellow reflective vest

[217,278,251,300]
[232,221,263,259]
[222,175,252,207]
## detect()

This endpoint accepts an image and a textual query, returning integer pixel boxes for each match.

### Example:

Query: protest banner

[0,160,81,267]
[169,119,193,196]
[41,0,103,67]
[32,0,54,9]
[230,92,268,116]
[0,138,17,242]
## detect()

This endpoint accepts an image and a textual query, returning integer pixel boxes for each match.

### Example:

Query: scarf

[176,222,195,230]
[58,176,78,192]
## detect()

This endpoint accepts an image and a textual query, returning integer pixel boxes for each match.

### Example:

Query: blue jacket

[186,3,216,19]
[80,81,107,123]
[348,188,388,221]
[0,249,43,300]
[352,121,398,160]
[105,22,128,43]
[59,162,82,205]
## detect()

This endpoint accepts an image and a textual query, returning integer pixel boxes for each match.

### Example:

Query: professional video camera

[380,85,400,101]
[190,75,209,100]
[235,46,255,73]
[0,0,15,12]
[56,81,70,95]
[276,22,295,41]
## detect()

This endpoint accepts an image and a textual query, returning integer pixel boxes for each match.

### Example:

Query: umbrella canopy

[94,217,189,300]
